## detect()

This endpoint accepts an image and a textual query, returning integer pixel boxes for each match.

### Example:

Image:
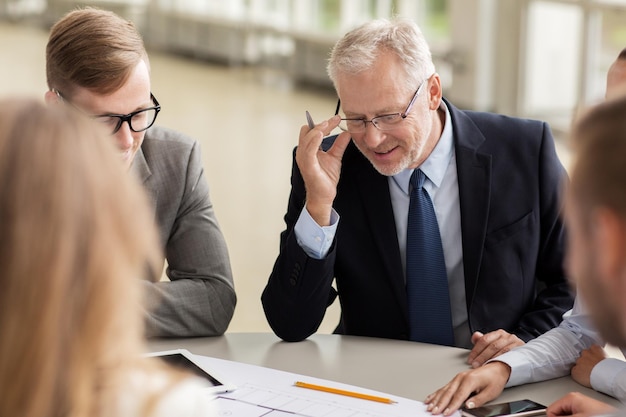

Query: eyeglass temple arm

[334,99,341,116]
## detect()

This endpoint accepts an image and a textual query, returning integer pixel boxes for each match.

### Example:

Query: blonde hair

[327,17,435,93]
[0,97,162,417]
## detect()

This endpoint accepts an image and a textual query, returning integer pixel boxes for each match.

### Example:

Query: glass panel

[249,0,291,29]
[320,0,341,30]
[586,6,626,102]
[297,0,451,38]
[423,0,449,41]
[594,0,626,5]
[523,1,582,125]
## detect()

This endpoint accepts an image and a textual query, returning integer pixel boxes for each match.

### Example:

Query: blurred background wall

[1,0,625,334]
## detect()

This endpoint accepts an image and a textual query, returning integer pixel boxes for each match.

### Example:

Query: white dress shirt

[494,296,626,402]
[294,102,472,348]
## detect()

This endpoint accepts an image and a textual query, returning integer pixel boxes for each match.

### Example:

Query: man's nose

[363,122,386,147]
[114,122,134,150]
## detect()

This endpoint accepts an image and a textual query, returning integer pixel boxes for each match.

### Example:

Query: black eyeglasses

[335,76,430,133]
[53,89,161,135]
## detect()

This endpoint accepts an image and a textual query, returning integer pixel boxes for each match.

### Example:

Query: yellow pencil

[294,381,397,404]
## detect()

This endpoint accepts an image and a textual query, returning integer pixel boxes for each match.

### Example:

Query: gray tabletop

[147,332,620,408]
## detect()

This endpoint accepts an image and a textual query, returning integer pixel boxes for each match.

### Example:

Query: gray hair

[327,17,435,93]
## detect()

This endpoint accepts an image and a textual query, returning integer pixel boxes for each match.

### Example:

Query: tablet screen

[145,349,236,394]
[157,352,223,387]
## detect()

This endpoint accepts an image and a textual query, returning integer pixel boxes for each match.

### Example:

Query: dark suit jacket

[262,100,574,344]
[135,126,236,338]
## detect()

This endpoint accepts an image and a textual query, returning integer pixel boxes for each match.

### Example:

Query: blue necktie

[406,169,454,346]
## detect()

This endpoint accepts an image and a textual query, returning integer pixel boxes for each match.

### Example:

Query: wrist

[305,201,334,226]
[487,361,512,383]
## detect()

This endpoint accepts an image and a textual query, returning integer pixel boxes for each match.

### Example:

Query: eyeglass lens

[99,107,159,134]
[336,76,429,133]
[338,114,403,133]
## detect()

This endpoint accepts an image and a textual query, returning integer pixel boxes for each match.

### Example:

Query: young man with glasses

[45,7,236,338]
[263,18,573,362]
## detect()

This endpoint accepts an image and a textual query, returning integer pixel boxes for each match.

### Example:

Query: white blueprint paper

[192,354,459,417]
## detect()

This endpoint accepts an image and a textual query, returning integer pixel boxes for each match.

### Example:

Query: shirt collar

[392,100,453,195]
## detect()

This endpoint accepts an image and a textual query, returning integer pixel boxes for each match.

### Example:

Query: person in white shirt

[424,49,626,416]
[0,98,215,417]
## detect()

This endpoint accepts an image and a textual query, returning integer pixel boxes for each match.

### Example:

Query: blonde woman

[0,97,215,417]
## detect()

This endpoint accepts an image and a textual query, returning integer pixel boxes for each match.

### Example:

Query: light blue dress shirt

[494,296,626,402]
[294,102,472,347]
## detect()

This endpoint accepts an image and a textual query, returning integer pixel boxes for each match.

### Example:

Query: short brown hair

[46,7,149,96]
[569,94,626,224]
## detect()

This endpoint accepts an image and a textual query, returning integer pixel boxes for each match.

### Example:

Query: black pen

[305,110,315,129]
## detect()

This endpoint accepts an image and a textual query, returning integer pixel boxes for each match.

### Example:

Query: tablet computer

[145,349,236,395]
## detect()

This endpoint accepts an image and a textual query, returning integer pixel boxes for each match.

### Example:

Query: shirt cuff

[590,357,626,399]
[294,206,339,259]
[487,351,531,388]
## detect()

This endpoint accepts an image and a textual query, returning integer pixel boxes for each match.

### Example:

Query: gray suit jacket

[133,125,236,337]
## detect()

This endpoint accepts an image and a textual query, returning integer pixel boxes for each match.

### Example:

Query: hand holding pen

[306,110,316,129]
[297,111,351,227]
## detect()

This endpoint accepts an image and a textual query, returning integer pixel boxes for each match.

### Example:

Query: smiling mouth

[374,146,397,155]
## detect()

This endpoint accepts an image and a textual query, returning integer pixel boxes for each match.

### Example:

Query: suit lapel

[446,101,492,310]
[350,147,408,319]
[131,146,158,212]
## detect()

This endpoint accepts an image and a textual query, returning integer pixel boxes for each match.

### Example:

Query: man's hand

[295,115,351,226]
[424,361,511,416]
[467,330,525,368]
[546,392,615,417]
[571,345,607,388]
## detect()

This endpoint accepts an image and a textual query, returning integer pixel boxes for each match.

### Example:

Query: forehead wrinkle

[337,52,412,118]
[340,88,410,118]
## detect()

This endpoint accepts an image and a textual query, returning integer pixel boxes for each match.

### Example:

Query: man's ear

[44,90,61,105]
[595,208,626,287]
[427,73,442,111]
